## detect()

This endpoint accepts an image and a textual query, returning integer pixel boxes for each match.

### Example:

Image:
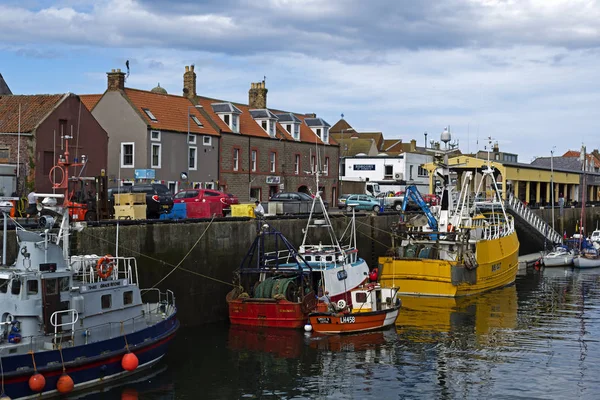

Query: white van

[591,230,600,243]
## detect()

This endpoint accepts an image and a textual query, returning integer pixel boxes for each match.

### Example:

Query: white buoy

[304,324,313,332]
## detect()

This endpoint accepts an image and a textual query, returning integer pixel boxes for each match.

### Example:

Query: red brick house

[182,66,340,203]
[0,93,108,194]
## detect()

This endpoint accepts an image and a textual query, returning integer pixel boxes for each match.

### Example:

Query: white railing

[72,256,139,285]
[507,194,562,244]
[51,308,79,344]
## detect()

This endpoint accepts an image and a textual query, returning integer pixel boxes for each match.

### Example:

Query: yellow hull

[379,232,519,297]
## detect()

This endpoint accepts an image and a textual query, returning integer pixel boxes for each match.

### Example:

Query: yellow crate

[231,204,256,218]
[114,193,146,205]
[114,205,147,220]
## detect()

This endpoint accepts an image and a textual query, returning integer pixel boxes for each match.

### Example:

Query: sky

[1,0,599,163]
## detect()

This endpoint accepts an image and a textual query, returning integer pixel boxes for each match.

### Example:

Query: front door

[42,278,68,334]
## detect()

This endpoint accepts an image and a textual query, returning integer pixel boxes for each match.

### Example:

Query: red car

[173,189,239,215]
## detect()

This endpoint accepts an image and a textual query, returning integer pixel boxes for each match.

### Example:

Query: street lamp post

[551,147,555,232]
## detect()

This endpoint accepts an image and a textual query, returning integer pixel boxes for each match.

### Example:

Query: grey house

[81,69,220,193]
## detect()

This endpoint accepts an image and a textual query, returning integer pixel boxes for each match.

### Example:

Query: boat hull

[543,254,574,267]
[379,232,519,297]
[228,298,308,329]
[308,306,400,334]
[3,314,178,400]
[573,256,600,269]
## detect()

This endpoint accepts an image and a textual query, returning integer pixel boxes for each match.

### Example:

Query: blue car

[345,194,382,212]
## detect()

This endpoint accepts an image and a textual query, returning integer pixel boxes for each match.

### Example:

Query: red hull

[309,306,400,334]
[228,298,308,329]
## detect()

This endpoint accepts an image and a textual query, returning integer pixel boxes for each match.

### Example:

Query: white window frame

[324,157,329,176]
[294,154,300,175]
[205,182,215,189]
[203,136,212,146]
[121,142,135,168]
[232,114,239,133]
[251,150,257,172]
[150,130,161,142]
[168,181,177,194]
[323,128,329,144]
[189,146,197,171]
[293,124,300,141]
[311,155,316,173]
[270,152,276,173]
[151,143,161,168]
[188,134,197,145]
[233,148,240,171]
[269,121,275,137]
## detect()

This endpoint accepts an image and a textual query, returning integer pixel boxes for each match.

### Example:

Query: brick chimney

[410,139,416,152]
[248,80,267,109]
[183,65,196,99]
[305,113,316,118]
[107,69,125,91]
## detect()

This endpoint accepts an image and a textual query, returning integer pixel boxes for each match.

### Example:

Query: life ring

[96,255,115,279]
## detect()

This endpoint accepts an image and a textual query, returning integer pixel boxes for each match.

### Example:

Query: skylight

[142,108,157,122]
[190,115,203,127]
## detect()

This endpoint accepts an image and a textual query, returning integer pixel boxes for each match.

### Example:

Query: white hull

[573,256,600,269]
[543,255,574,267]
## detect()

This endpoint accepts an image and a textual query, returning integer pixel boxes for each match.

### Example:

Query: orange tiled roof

[562,150,600,168]
[80,94,102,111]
[124,88,219,136]
[0,94,66,133]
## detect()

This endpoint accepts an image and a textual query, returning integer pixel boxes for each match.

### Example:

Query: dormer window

[261,121,267,130]
[211,102,242,133]
[275,112,301,141]
[250,109,278,138]
[305,117,331,144]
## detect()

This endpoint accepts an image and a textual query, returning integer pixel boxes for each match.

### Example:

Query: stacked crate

[114,193,147,220]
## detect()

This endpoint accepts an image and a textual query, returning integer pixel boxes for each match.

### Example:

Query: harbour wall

[0,206,596,326]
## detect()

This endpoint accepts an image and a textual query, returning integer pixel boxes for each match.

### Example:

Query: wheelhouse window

[123,291,133,305]
[121,143,134,168]
[27,280,38,295]
[233,148,240,171]
[11,279,20,295]
[151,143,161,168]
[59,277,70,292]
[189,147,197,170]
[269,152,276,173]
[101,294,112,309]
[0,279,7,294]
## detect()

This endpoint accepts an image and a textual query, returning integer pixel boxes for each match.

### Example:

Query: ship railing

[73,256,139,285]
[50,309,79,345]
[140,288,176,316]
[263,249,297,266]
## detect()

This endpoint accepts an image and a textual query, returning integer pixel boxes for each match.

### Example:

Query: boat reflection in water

[228,325,306,358]
[396,284,518,341]
[307,328,397,352]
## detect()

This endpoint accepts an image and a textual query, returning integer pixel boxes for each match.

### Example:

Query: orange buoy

[121,388,138,400]
[121,352,138,371]
[56,373,74,394]
[28,373,46,392]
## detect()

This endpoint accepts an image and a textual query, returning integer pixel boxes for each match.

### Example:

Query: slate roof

[80,94,102,111]
[275,113,301,123]
[531,156,584,172]
[0,73,11,95]
[561,150,600,168]
[211,102,242,114]
[249,109,277,119]
[123,88,219,136]
[0,94,66,133]
[305,117,331,128]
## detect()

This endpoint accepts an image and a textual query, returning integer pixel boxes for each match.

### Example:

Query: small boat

[0,138,178,399]
[307,283,401,334]
[573,247,600,269]
[379,134,520,297]
[542,246,575,267]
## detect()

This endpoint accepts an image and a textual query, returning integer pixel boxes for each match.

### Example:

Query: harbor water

[81,266,600,399]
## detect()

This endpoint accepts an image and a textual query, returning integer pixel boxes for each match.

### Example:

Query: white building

[341,152,433,194]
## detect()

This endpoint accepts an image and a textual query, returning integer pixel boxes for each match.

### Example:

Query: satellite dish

[180,172,188,180]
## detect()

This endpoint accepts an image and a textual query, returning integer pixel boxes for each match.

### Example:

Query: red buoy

[56,373,74,394]
[121,352,139,371]
[28,373,45,392]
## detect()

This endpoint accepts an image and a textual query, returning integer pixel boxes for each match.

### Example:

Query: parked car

[108,184,174,219]
[345,194,382,212]
[269,191,329,210]
[173,189,239,215]
[337,194,351,209]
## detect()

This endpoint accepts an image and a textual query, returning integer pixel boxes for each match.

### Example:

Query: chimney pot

[111,69,116,72]
[249,81,268,109]
[190,65,194,71]
[185,66,189,72]
[116,68,121,72]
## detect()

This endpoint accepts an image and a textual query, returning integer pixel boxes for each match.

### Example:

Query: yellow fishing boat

[379,135,519,297]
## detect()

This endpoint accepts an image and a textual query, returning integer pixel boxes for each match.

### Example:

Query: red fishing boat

[308,283,401,334]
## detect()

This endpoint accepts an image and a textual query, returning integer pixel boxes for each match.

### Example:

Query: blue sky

[2,0,600,162]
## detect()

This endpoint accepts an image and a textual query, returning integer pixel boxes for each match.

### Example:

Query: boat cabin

[350,284,399,313]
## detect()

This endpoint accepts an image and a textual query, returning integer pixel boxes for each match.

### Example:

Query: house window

[270,152,276,173]
[250,187,261,202]
[323,128,329,143]
[0,148,8,162]
[418,165,428,177]
[168,181,177,193]
[232,115,239,133]
[188,134,197,145]
[224,114,230,126]
[121,143,134,168]
[233,148,240,171]
[311,155,316,173]
[294,154,300,175]
[204,182,215,189]
[324,157,329,176]
[151,143,161,168]
[384,165,393,179]
[150,130,160,141]
[410,165,414,180]
[123,291,133,305]
[316,128,321,137]
[203,136,211,146]
[190,115,203,127]
[286,124,291,133]
[142,108,157,122]
[261,120,268,132]
[251,150,257,172]
[189,147,197,170]
[294,124,300,140]
[101,294,112,309]
[269,122,275,137]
